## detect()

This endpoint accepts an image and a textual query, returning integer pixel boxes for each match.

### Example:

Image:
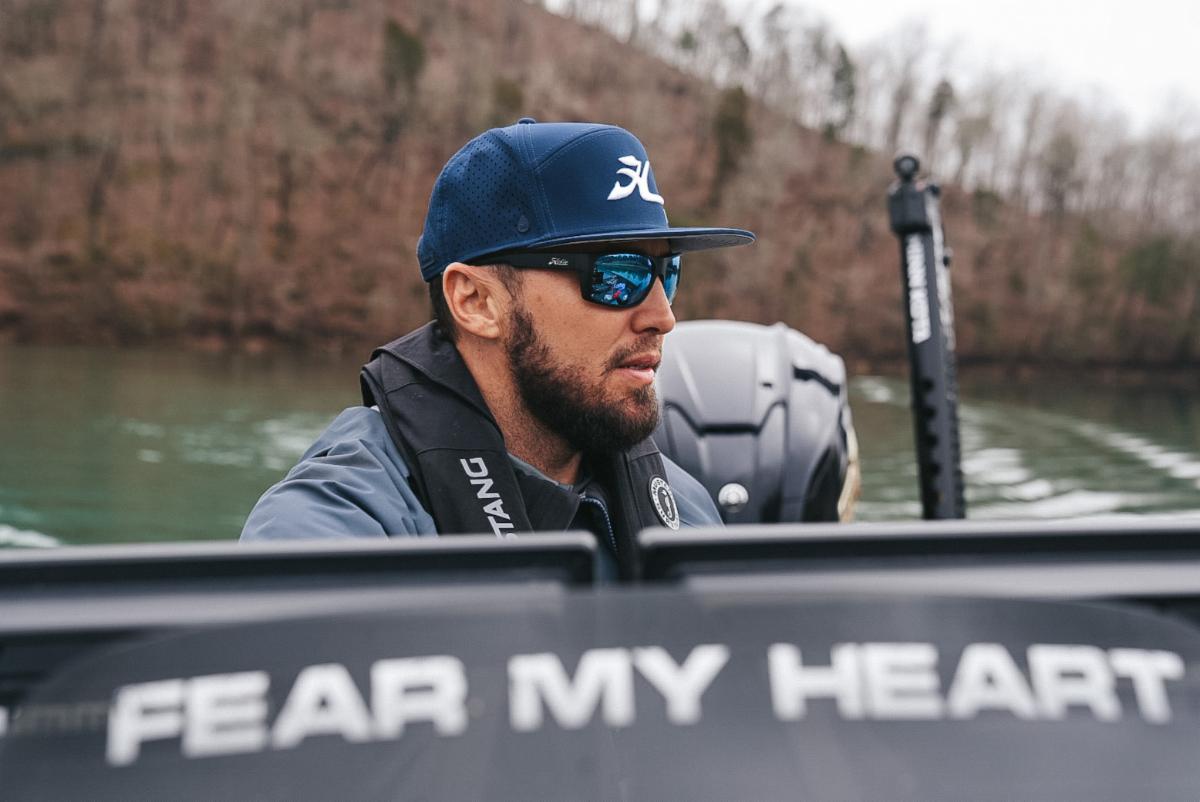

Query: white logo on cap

[607,156,665,205]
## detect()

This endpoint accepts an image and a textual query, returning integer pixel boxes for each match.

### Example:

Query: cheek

[559,314,630,377]
[522,276,627,369]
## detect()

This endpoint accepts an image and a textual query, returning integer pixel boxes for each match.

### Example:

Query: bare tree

[1009,88,1046,209]
[751,2,792,108]
[1137,128,1185,226]
[922,78,954,169]
[1039,114,1082,217]
[825,43,856,141]
[952,113,989,187]
[624,0,639,45]
[882,21,927,154]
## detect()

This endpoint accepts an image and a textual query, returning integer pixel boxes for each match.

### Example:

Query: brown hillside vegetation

[0,0,1197,364]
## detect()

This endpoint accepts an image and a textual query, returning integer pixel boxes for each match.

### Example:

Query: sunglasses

[478,251,682,308]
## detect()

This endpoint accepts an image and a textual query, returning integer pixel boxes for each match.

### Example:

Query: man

[241,118,755,578]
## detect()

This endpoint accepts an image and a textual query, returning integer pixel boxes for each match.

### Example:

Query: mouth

[612,352,661,385]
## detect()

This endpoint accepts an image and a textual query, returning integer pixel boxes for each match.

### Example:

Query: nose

[630,277,676,335]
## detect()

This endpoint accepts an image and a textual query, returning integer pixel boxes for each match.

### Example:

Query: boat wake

[0,524,60,548]
[851,377,1200,521]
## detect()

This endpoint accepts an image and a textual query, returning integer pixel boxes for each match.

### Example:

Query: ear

[442,263,512,341]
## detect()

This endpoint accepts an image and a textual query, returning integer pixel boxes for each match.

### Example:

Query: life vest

[360,323,679,578]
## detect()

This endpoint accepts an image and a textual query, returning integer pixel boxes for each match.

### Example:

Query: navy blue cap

[416,119,755,281]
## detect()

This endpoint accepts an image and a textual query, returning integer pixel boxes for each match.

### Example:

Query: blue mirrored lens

[590,254,655,307]
[662,255,681,303]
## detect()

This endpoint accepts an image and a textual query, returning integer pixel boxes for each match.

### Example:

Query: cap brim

[530,226,755,253]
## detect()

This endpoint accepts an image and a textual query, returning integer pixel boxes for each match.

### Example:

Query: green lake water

[1,344,1197,546]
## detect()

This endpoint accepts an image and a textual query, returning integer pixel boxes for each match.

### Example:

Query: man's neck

[458,339,583,485]
[493,407,583,485]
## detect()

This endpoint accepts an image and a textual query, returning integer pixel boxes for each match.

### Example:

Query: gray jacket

[241,406,721,542]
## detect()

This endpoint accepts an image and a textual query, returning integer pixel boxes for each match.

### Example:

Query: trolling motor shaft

[887,155,966,519]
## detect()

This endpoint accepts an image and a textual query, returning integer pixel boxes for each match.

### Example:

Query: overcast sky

[733,0,1199,133]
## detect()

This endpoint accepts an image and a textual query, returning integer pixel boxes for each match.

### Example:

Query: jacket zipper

[577,496,618,556]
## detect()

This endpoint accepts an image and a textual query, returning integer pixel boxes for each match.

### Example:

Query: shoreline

[2,337,1196,386]
[854,357,1200,387]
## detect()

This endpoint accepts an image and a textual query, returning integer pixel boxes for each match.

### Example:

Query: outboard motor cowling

[654,320,859,524]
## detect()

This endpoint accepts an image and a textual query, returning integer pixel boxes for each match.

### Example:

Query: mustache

[605,336,664,371]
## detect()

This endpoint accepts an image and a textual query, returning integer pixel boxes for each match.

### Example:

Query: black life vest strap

[362,348,543,536]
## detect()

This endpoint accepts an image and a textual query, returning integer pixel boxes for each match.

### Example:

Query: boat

[1,158,1198,800]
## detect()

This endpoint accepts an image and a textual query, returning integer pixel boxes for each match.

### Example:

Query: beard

[504,304,661,456]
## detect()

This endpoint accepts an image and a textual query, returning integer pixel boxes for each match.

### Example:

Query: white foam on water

[256,416,326,457]
[961,447,1033,486]
[181,448,255,467]
[1166,462,1200,480]
[852,377,899,405]
[0,524,60,548]
[957,412,987,453]
[162,414,328,472]
[262,457,291,472]
[1148,508,1200,521]
[1073,420,1200,492]
[137,449,163,463]
[118,419,166,438]
[854,500,924,520]
[971,489,1164,520]
[1000,478,1056,501]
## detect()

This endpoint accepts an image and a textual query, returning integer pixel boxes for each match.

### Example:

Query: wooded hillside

[0,0,1196,364]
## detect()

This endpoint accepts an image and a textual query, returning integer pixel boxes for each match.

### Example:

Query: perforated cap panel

[419,129,542,276]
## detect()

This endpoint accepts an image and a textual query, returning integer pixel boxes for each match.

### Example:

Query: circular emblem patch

[649,476,680,530]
